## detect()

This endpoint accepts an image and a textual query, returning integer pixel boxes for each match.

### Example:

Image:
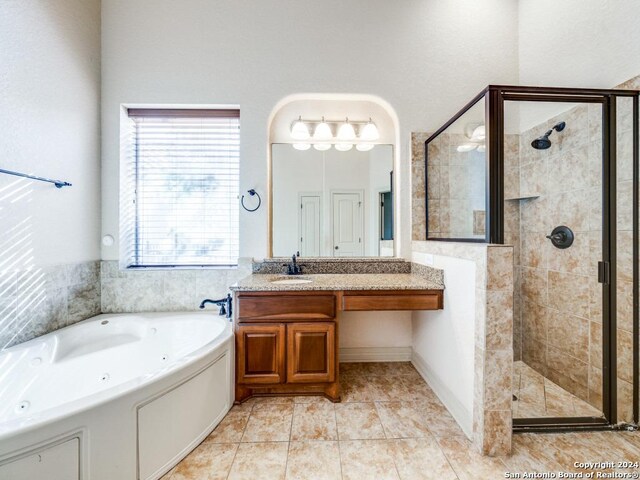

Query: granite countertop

[230,273,445,292]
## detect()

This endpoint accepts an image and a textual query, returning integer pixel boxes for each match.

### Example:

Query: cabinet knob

[334,246,339,250]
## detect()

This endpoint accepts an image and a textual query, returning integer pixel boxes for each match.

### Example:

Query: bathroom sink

[270,277,313,285]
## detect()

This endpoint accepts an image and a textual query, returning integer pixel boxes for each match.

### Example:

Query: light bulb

[291,116,310,140]
[313,143,332,151]
[293,143,311,151]
[313,117,332,141]
[337,118,356,141]
[356,143,374,152]
[456,144,476,153]
[470,125,485,141]
[359,119,379,141]
[335,143,353,152]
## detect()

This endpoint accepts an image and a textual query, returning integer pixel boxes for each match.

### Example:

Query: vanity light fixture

[291,116,310,140]
[359,118,379,142]
[313,117,333,141]
[289,116,380,151]
[356,143,375,152]
[334,143,353,152]
[337,118,356,141]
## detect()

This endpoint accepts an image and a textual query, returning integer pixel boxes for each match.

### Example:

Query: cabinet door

[237,324,285,384]
[286,323,335,383]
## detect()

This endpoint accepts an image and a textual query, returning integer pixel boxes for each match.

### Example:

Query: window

[122,108,240,267]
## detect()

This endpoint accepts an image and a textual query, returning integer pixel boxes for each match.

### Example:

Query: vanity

[231,269,444,403]
[232,116,444,403]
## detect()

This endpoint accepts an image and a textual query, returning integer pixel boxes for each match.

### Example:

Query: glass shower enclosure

[424,85,639,431]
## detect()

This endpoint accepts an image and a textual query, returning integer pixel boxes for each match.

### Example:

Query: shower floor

[513,361,603,419]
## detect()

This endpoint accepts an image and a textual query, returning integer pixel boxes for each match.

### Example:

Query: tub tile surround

[100,258,252,312]
[412,241,513,456]
[0,260,101,349]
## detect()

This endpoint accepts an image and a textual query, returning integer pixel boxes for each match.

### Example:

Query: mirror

[271,144,394,257]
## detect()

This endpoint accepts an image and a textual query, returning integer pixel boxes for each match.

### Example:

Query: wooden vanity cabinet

[235,292,339,403]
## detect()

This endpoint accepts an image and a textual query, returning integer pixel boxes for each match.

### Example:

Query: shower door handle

[597,261,610,285]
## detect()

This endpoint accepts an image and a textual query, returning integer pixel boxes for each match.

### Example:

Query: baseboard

[339,346,412,363]
[411,350,473,439]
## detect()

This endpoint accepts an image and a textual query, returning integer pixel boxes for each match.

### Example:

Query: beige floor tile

[290,402,337,441]
[159,466,176,480]
[335,402,386,440]
[339,439,400,480]
[375,401,432,438]
[229,401,255,413]
[241,403,294,442]
[437,435,508,480]
[285,441,342,480]
[514,361,599,419]
[400,376,440,402]
[340,374,374,402]
[368,375,402,401]
[389,437,458,480]
[207,411,250,443]
[293,395,333,404]
[228,442,288,480]
[505,434,569,473]
[252,396,297,405]
[171,441,238,480]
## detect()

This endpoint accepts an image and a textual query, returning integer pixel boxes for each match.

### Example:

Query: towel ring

[241,189,261,212]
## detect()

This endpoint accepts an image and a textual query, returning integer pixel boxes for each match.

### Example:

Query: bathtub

[0,312,234,480]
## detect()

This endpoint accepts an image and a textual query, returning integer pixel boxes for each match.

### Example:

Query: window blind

[123,109,240,267]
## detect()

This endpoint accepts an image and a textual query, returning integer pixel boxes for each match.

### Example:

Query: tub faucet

[199,294,232,319]
[284,252,302,275]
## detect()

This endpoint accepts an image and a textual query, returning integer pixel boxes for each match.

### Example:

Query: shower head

[531,121,566,150]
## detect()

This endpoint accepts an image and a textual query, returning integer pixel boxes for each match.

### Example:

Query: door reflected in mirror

[271,144,394,257]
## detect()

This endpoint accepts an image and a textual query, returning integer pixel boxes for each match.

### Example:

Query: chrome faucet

[284,252,303,275]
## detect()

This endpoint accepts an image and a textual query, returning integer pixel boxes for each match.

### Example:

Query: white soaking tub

[0,312,234,480]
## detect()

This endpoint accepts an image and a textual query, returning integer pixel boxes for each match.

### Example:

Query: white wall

[518,0,640,129]
[101,0,520,261]
[411,251,476,436]
[0,0,101,267]
[519,0,640,89]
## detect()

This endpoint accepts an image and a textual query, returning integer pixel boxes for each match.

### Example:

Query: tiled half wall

[412,240,513,456]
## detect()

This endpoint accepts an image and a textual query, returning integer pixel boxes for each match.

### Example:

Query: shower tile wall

[417,133,486,239]
[513,104,604,411]
[0,261,101,349]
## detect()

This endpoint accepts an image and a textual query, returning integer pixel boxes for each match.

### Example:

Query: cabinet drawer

[237,294,336,321]
[342,290,443,311]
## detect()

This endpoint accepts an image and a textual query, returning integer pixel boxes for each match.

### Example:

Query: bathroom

[1,0,640,479]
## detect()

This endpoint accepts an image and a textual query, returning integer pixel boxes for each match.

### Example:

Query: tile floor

[513,361,603,418]
[161,362,640,480]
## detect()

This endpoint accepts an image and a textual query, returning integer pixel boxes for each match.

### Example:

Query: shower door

[498,87,638,431]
